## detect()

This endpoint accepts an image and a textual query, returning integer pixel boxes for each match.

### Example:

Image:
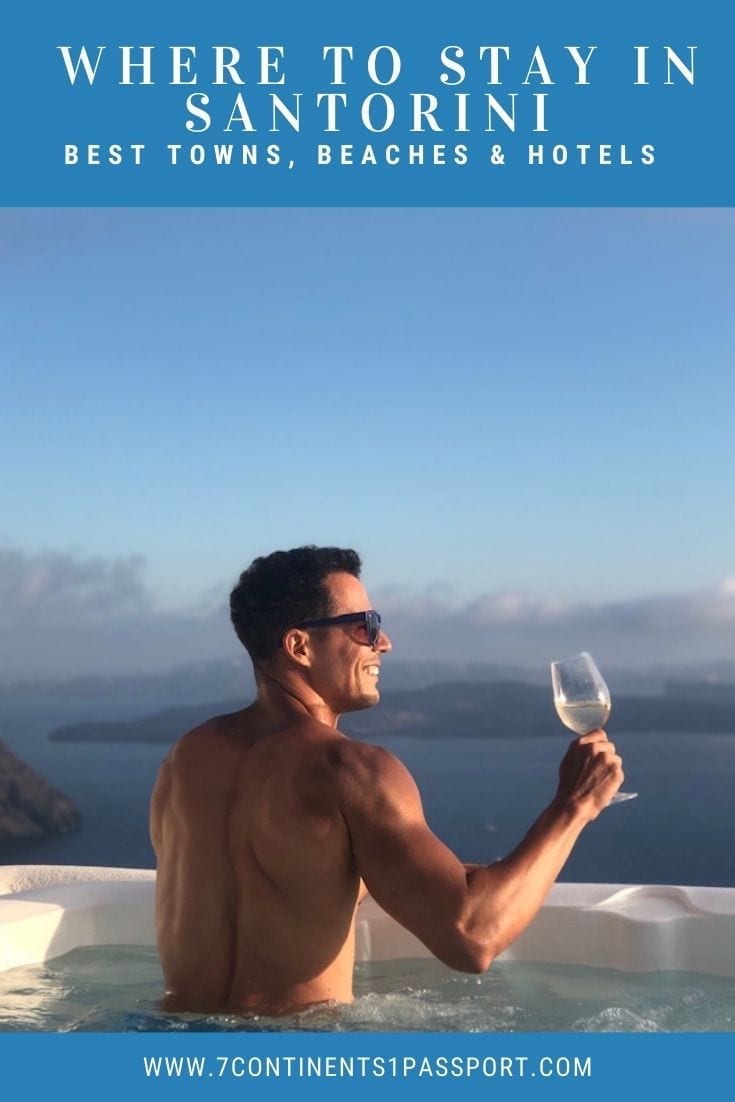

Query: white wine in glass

[550,651,637,806]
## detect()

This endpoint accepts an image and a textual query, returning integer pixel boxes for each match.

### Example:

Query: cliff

[0,738,81,838]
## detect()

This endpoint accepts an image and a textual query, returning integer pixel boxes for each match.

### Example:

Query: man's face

[307,572,392,713]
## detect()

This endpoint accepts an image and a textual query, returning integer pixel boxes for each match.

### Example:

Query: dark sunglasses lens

[367,611,381,645]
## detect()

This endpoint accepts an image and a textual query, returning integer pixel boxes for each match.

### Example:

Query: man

[150,545,623,1016]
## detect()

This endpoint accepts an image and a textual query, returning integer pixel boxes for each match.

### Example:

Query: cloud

[2,544,735,681]
[0,547,237,680]
[0,548,149,620]
[465,592,571,626]
[374,577,735,668]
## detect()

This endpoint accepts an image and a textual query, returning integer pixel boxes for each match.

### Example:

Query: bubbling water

[0,947,733,1033]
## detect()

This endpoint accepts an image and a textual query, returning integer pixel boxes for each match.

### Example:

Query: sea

[0,696,733,887]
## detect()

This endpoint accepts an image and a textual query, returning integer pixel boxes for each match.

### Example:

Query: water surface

[1,946,733,1033]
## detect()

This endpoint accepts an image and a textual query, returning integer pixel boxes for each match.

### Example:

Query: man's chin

[347,689,380,712]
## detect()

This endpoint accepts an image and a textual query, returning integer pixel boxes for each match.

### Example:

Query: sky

[2,207,735,679]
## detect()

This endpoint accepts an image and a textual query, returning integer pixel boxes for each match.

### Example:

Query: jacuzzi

[2,864,734,977]
[2,865,732,1102]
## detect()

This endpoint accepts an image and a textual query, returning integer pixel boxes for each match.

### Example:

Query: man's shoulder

[272,723,402,783]
[165,709,249,764]
[322,736,414,798]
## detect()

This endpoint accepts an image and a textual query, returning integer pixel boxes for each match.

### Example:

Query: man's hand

[556,730,624,820]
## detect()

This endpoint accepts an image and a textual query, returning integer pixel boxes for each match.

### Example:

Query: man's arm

[337,731,622,972]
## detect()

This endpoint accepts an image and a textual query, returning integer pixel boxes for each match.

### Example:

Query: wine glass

[550,651,638,805]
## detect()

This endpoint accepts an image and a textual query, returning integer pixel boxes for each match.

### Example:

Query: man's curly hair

[229,545,362,665]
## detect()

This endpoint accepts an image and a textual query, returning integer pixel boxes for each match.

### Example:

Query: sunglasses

[293,610,383,647]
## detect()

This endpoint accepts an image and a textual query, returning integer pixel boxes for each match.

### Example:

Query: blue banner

[1,1032,734,1100]
[2,0,732,205]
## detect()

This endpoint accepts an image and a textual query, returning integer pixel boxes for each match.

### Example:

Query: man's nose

[376,630,392,653]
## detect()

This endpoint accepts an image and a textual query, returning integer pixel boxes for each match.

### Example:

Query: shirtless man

[150,545,623,1016]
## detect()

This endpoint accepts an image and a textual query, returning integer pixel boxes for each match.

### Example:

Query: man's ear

[281,628,312,667]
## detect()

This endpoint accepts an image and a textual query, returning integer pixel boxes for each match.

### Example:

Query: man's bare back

[150,706,367,1016]
[150,552,624,1018]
